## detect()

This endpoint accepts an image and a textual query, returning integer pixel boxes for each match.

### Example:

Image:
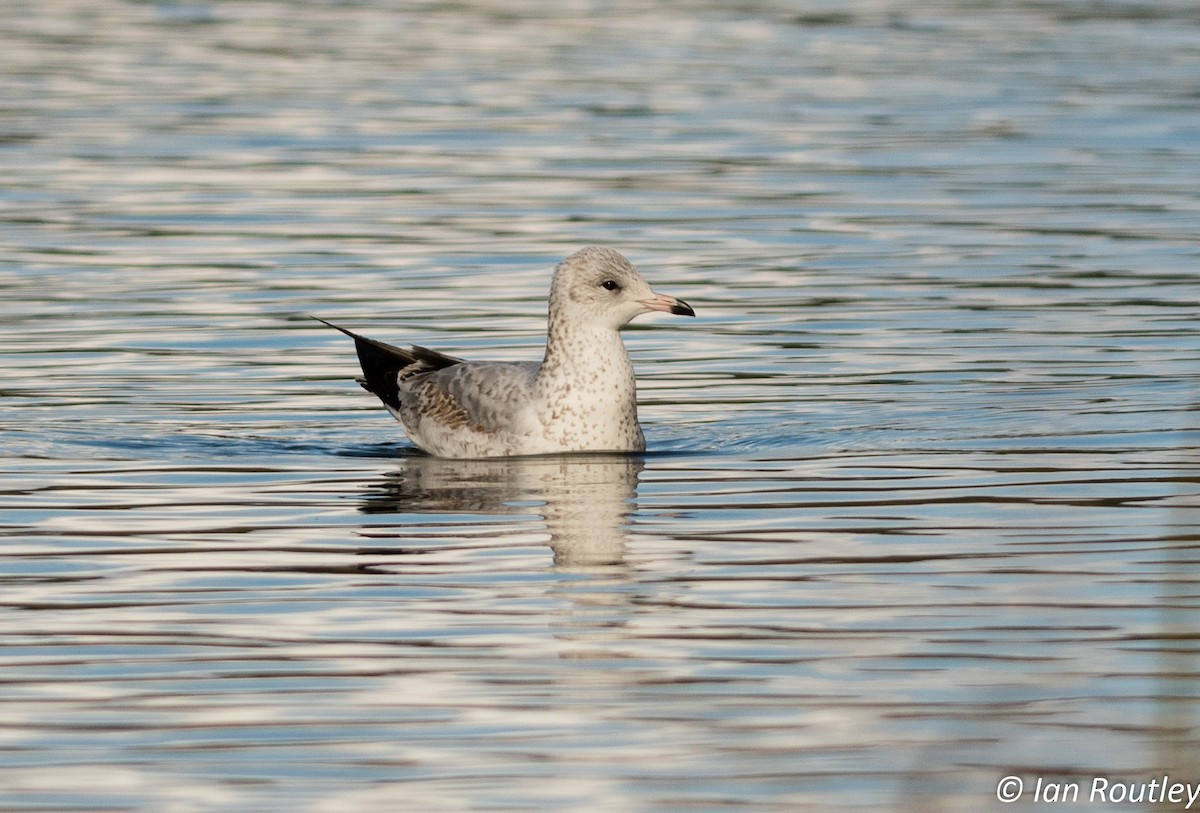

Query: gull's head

[549,246,694,331]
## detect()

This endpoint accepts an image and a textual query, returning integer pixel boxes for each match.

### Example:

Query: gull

[317,247,694,458]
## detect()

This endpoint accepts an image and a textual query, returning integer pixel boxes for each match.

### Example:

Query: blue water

[2,1,1198,811]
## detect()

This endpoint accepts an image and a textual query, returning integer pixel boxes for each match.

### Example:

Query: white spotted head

[548,247,694,331]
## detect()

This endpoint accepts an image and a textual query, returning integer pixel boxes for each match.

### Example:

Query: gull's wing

[400,359,539,434]
[313,317,463,411]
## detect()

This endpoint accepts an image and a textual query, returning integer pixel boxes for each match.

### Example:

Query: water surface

[2,1,1198,810]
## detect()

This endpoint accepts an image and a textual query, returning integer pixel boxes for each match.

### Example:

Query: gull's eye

[600,279,621,291]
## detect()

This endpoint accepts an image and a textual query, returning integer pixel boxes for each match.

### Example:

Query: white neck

[533,316,645,452]
[538,323,635,394]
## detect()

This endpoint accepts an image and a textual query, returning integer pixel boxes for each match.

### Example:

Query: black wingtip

[314,316,412,411]
[315,317,466,414]
[311,315,358,339]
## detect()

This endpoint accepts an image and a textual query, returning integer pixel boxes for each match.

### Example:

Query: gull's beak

[642,291,695,317]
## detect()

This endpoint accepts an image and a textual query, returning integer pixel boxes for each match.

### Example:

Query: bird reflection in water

[358,453,645,570]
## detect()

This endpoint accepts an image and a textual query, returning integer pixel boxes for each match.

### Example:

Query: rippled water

[2,1,1199,810]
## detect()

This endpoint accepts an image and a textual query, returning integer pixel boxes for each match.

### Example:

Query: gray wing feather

[402,361,539,436]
